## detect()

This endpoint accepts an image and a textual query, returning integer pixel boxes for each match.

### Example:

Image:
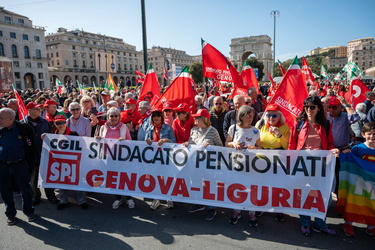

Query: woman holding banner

[172,103,195,143]
[184,109,223,221]
[289,96,339,237]
[144,108,176,210]
[256,103,290,222]
[96,107,135,210]
[225,105,261,226]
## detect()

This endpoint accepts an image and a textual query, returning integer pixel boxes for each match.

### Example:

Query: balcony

[32,56,49,61]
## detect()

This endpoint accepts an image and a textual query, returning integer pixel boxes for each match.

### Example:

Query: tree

[189,62,203,84]
[244,57,264,80]
[273,58,293,77]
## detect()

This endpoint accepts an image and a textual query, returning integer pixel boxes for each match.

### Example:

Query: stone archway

[24,73,35,89]
[113,76,118,84]
[90,76,97,85]
[131,77,136,86]
[64,75,72,84]
[82,75,88,85]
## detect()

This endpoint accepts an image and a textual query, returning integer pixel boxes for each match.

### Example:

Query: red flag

[153,66,196,113]
[138,64,161,106]
[266,70,276,97]
[277,60,286,76]
[301,57,315,85]
[266,56,308,129]
[11,84,27,120]
[163,67,168,82]
[344,78,370,109]
[241,61,259,93]
[136,70,145,84]
[201,39,246,89]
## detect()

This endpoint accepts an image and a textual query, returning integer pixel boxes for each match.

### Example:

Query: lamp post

[141,0,148,72]
[270,10,280,78]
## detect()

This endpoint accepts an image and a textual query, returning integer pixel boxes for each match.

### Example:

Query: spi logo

[46,151,81,185]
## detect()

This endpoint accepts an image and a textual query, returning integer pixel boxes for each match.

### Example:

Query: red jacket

[288,120,334,150]
[171,115,195,143]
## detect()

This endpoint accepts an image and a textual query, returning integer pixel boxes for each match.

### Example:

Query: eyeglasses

[177,112,187,115]
[109,115,119,118]
[304,105,317,110]
[214,103,223,105]
[55,122,66,125]
[83,100,91,103]
[245,102,250,104]
[265,114,279,118]
[71,108,81,111]
[327,106,339,110]
[153,113,162,117]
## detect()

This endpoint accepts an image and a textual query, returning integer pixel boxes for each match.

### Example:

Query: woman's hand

[269,126,281,137]
[331,148,340,157]
[157,138,169,146]
[41,133,46,140]
[95,136,102,140]
[231,142,243,150]
[118,137,125,141]
[203,142,210,148]
[341,148,351,154]
[146,138,152,145]
[182,142,189,147]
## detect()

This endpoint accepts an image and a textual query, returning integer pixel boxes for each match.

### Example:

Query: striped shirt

[189,126,223,146]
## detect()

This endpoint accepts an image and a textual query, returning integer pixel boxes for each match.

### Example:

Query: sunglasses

[55,122,66,125]
[327,106,339,110]
[304,105,317,110]
[71,108,81,111]
[109,115,119,118]
[265,114,279,118]
[153,113,162,117]
[214,103,223,105]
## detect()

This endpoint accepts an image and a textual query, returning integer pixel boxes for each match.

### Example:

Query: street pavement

[0,192,373,250]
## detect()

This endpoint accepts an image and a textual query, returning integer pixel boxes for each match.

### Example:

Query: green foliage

[244,57,264,80]
[327,67,342,73]
[273,59,293,77]
[189,62,203,84]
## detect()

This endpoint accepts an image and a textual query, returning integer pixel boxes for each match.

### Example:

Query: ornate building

[46,27,142,87]
[230,35,273,80]
[0,7,49,89]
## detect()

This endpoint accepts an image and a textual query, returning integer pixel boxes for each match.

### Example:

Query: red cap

[54,115,66,122]
[43,100,57,107]
[174,103,190,113]
[328,96,341,106]
[266,104,279,112]
[125,98,137,105]
[26,102,41,110]
[192,109,210,119]
[151,108,163,114]
[162,102,173,112]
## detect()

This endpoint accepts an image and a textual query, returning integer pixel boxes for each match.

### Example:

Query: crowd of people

[0,79,374,240]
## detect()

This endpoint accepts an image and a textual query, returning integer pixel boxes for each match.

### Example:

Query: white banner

[39,134,336,219]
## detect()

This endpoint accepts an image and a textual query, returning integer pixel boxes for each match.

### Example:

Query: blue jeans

[0,161,34,218]
[299,215,327,228]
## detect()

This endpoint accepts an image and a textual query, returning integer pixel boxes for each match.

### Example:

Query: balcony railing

[32,56,49,60]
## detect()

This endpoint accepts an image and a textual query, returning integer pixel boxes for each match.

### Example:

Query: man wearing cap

[22,102,56,205]
[44,100,67,133]
[120,98,142,140]
[0,108,36,225]
[209,96,227,144]
[98,91,111,113]
[326,96,360,194]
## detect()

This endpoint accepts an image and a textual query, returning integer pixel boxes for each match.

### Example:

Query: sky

[2,0,375,62]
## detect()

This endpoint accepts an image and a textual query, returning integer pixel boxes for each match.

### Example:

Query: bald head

[0,108,16,128]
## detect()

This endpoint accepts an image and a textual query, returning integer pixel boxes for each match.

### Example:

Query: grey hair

[106,100,119,108]
[8,99,17,104]
[356,103,367,113]
[68,102,81,111]
[139,101,150,109]
[124,92,134,100]
[107,107,120,116]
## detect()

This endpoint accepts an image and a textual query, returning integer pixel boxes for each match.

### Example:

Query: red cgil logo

[46,151,81,185]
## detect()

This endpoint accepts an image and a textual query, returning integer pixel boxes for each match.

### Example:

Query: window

[34,36,40,42]
[37,63,43,68]
[18,19,24,24]
[11,45,18,57]
[90,61,94,68]
[22,34,28,40]
[73,53,76,58]
[38,73,43,79]
[50,53,53,58]
[15,72,20,79]
[56,52,59,57]
[72,45,76,50]
[82,61,86,67]
[13,61,19,67]
[36,49,41,59]
[65,60,69,65]
[81,47,84,51]
[26,62,32,68]
[57,60,60,66]
[73,60,77,67]
[0,31,3,37]
[24,46,30,58]
[5,16,11,23]
[10,32,16,39]
[81,53,85,58]
[89,54,93,59]
[0,43,4,56]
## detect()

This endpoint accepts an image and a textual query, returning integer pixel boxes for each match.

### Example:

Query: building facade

[230,35,273,81]
[309,46,347,57]
[349,42,375,71]
[46,27,142,87]
[0,7,49,90]
[327,57,348,68]
[146,46,194,85]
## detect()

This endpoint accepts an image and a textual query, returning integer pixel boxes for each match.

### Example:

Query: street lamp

[141,0,148,72]
[270,10,280,78]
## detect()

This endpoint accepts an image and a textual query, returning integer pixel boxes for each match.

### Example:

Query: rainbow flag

[337,153,375,225]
